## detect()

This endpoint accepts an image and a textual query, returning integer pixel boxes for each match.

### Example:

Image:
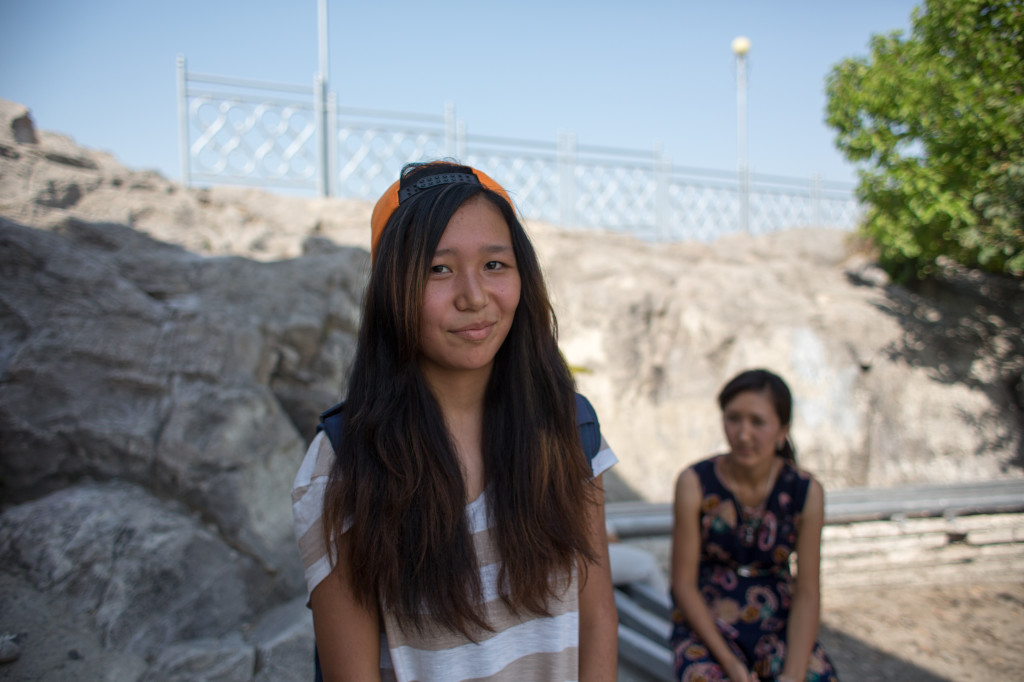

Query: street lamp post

[732,35,751,233]
[316,0,332,197]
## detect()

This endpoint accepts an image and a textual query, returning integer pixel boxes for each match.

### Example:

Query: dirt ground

[815,580,1024,682]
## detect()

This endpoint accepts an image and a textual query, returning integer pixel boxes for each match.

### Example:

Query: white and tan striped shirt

[292,429,617,682]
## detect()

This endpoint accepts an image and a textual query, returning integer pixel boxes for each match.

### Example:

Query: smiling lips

[451,321,495,341]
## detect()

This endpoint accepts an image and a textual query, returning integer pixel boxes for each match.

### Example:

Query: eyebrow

[432,244,514,258]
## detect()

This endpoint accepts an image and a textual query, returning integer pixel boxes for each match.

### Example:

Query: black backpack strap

[319,397,600,463]
[316,402,346,456]
[575,392,602,466]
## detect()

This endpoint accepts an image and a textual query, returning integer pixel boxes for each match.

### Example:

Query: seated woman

[670,369,839,682]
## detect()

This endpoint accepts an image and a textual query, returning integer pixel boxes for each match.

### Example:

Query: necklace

[722,456,776,546]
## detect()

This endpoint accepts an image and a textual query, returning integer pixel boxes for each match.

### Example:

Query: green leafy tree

[826,0,1024,281]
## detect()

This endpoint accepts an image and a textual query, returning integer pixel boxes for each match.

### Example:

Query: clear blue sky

[1,0,920,188]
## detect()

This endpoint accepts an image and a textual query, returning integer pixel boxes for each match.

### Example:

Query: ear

[776,423,791,450]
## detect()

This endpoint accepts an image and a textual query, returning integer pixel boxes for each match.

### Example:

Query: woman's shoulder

[776,459,822,510]
[779,460,822,487]
[686,454,724,480]
[676,455,723,494]
[291,431,341,601]
[292,431,337,498]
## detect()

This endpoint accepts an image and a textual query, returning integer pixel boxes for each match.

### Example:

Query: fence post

[738,165,751,233]
[315,72,329,197]
[316,0,331,196]
[176,55,190,187]
[558,132,567,225]
[558,132,577,228]
[654,143,668,241]
[457,120,467,162]
[327,89,338,196]
[445,103,456,158]
[812,173,822,228]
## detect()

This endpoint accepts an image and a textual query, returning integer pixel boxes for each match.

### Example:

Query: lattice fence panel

[573,163,659,233]
[666,184,739,242]
[187,94,319,188]
[180,67,863,243]
[335,125,448,199]
[464,153,562,225]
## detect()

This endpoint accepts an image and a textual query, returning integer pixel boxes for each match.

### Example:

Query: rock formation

[1,97,1021,679]
[539,224,1023,500]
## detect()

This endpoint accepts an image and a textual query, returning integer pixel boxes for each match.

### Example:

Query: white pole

[318,0,329,83]
[317,0,331,196]
[732,36,751,233]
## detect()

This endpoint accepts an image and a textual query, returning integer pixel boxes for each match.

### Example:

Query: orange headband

[369,164,512,259]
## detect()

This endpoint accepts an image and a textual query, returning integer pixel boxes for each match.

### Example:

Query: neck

[422,366,491,421]
[726,453,776,486]
[722,454,778,511]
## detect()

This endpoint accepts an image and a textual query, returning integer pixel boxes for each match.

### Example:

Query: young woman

[291,161,618,682]
[670,369,838,682]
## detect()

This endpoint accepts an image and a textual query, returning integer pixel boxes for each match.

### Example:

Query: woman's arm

[310,529,383,682]
[671,468,756,682]
[779,477,825,682]
[578,474,618,682]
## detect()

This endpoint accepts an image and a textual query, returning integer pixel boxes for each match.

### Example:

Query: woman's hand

[723,657,758,681]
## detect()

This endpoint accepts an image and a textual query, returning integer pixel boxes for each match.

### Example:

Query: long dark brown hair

[323,162,598,637]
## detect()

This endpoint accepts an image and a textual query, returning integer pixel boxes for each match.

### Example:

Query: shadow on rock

[862,262,1024,467]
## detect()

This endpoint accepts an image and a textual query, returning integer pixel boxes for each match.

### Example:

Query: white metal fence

[176,57,861,242]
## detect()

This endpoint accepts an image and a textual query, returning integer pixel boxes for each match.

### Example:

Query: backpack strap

[317,393,601,465]
[574,392,602,465]
[316,401,346,458]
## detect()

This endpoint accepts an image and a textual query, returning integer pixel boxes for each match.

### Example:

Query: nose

[455,270,487,311]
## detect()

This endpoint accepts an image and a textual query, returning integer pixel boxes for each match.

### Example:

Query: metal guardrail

[176,57,862,242]
[607,478,1024,538]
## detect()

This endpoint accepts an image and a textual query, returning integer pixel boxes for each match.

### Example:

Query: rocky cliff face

[538,223,1023,500]
[1,97,1021,679]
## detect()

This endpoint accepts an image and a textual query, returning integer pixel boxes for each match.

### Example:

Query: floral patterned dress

[670,456,839,682]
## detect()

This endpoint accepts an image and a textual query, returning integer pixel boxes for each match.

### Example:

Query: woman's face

[418,196,521,385]
[722,388,789,466]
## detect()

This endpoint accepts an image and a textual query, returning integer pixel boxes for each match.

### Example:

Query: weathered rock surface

[0,212,367,588]
[0,483,272,654]
[141,636,256,682]
[1,100,368,679]
[537,224,1024,499]
[1,97,1022,679]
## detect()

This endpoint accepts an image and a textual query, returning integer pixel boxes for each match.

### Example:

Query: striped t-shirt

[291,429,617,682]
